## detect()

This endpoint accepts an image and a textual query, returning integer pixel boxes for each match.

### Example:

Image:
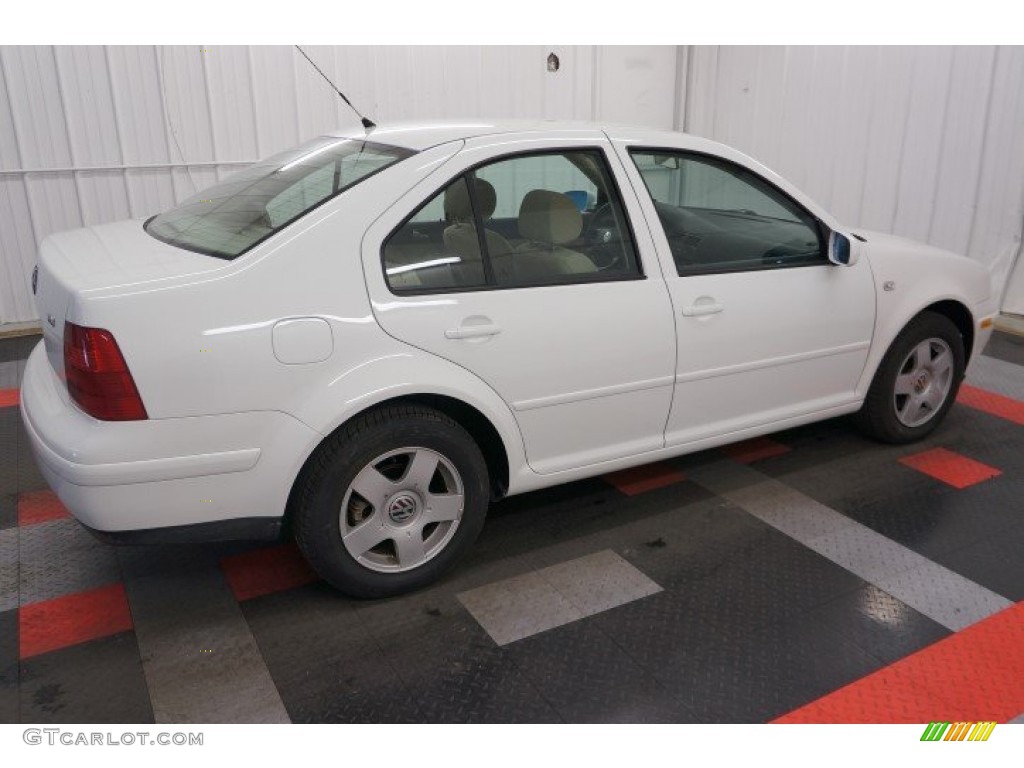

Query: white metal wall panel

[2,45,1021,324]
[686,45,1024,312]
[1,44,673,324]
[592,46,677,130]
[973,46,1024,313]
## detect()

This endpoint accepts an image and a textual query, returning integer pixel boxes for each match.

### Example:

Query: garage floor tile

[505,619,700,723]
[0,610,17,724]
[19,633,153,723]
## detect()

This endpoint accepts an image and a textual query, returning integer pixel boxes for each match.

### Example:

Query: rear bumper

[20,342,320,536]
[82,516,283,545]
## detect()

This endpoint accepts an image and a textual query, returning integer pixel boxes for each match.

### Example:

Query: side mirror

[828,231,858,266]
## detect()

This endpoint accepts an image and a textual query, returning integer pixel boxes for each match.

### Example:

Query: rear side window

[382,148,641,293]
[146,137,413,260]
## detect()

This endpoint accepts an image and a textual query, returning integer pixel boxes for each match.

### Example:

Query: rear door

[362,132,677,475]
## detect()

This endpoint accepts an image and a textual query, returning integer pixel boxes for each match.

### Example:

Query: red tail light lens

[63,322,148,421]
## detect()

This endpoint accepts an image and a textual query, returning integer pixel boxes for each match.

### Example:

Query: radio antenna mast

[294,46,376,130]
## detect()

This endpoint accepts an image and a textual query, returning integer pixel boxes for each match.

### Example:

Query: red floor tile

[18,490,70,526]
[721,436,792,464]
[774,601,1024,723]
[957,384,1024,426]
[899,447,1002,489]
[0,388,18,408]
[221,543,318,601]
[20,583,134,659]
[604,462,686,496]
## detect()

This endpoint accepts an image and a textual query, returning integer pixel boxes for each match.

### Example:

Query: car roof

[325,119,685,151]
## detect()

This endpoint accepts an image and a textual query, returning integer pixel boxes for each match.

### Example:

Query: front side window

[630,150,825,275]
[383,149,641,293]
[146,137,413,259]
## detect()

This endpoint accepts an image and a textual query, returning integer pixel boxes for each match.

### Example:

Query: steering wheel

[582,203,625,271]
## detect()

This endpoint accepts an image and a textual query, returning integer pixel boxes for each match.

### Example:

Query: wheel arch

[923,299,975,364]
[859,295,976,397]
[283,391,516,533]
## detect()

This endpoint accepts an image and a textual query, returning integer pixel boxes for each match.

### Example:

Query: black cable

[294,46,375,130]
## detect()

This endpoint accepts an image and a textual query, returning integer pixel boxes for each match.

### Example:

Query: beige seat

[442,179,515,269]
[498,189,596,283]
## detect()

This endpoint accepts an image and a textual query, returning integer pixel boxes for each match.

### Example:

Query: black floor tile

[0,494,15,531]
[354,592,560,723]
[753,418,889,478]
[477,477,713,567]
[378,616,559,723]
[643,511,866,625]
[933,524,1024,602]
[835,473,1022,561]
[19,633,154,723]
[804,583,950,666]
[590,589,883,723]
[0,409,20,500]
[242,583,421,723]
[0,610,17,724]
[505,619,699,723]
[0,335,39,365]
[982,330,1024,367]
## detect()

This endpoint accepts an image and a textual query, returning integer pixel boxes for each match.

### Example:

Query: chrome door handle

[444,324,502,340]
[681,302,724,317]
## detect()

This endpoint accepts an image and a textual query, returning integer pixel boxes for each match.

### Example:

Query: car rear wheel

[855,312,965,444]
[292,404,490,598]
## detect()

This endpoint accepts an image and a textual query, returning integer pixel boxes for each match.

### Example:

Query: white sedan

[20,121,998,597]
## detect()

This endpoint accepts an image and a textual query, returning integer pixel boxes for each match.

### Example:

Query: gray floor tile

[872,564,1011,631]
[0,361,19,390]
[719,478,858,541]
[458,550,661,646]
[458,570,584,646]
[120,550,290,724]
[804,525,935,582]
[536,549,661,617]
[0,529,17,613]
[967,354,1024,400]
[18,519,121,605]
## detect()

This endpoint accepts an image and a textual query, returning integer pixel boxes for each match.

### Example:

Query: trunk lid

[34,219,225,393]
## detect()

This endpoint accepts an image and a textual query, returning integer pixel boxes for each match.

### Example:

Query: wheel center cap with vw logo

[387,493,420,525]
[914,370,931,393]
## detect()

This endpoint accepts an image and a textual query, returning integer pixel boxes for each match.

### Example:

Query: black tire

[855,312,965,444]
[292,404,489,598]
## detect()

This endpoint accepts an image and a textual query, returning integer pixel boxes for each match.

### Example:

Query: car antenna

[294,45,376,131]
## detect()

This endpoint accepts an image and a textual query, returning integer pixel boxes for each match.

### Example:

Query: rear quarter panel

[67,139,530,492]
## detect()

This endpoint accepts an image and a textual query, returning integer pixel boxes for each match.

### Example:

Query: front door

[618,146,876,447]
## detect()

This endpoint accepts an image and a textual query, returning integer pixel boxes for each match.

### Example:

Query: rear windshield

[145,137,414,259]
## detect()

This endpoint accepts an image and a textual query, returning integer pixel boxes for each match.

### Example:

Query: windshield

[145,137,414,259]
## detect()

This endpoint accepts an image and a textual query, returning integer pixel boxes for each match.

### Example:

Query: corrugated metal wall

[2,45,1023,324]
[685,45,1024,313]
[0,44,679,324]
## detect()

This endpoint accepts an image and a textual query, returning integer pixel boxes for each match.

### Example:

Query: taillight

[63,322,148,421]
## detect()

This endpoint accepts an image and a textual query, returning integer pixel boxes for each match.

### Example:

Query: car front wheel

[292,404,490,598]
[855,311,966,444]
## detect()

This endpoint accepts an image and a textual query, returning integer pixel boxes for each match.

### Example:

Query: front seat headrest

[444,178,498,222]
[518,190,583,245]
